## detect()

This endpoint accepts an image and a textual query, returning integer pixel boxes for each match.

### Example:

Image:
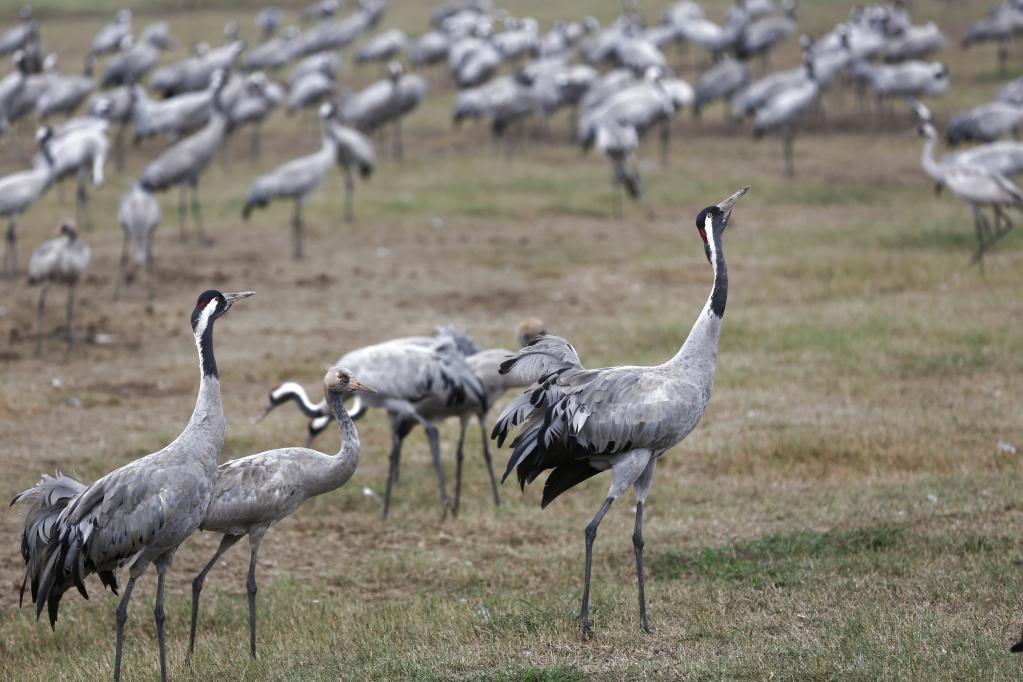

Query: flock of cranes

[4,0,1023,678]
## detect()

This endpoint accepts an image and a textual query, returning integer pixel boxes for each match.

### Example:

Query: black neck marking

[198,322,218,378]
[709,228,727,319]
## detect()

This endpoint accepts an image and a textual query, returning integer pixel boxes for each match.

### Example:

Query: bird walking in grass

[1,127,55,278]
[28,220,90,356]
[12,289,254,682]
[493,186,749,638]
[188,367,374,660]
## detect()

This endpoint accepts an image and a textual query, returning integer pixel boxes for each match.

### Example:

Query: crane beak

[716,186,749,213]
[222,291,255,309]
[348,378,377,393]
[253,402,275,423]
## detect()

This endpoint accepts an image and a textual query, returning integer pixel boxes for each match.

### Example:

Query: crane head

[695,186,749,263]
[190,290,254,335]
[324,367,377,395]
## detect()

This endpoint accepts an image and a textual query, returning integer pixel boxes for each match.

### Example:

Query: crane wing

[498,334,583,385]
[203,450,312,532]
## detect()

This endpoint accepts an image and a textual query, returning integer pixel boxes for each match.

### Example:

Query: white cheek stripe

[193,298,220,366]
[705,213,717,265]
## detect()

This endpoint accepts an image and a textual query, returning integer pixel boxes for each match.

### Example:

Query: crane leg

[971,205,989,268]
[578,496,614,640]
[999,41,1009,80]
[154,560,170,682]
[178,185,188,242]
[114,561,147,682]
[4,217,17,278]
[115,124,125,174]
[422,420,450,521]
[783,130,795,178]
[394,119,403,162]
[632,457,657,635]
[191,181,211,246]
[382,417,406,520]
[478,415,500,507]
[344,167,354,223]
[77,171,92,231]
[659,119,670,168]
[114,233,129,300]
[247,530,265,659]
[35,282,49,357]
[188,533,241,657]
[453,417,468,518]
[292,198,304,260]
[65,284,77,349]
[146,241,156,302]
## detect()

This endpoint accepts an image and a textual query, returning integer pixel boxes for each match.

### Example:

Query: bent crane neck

[324,390,360,488]
[921,132,944,182]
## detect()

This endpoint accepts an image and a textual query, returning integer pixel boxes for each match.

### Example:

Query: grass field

[1,1,1023,680]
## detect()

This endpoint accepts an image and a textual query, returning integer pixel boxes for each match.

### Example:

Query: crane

[115,184,161,300]
[187,367,374,659]
[492,186,749,638]
[12,289,254,682]
[27,220,90,355]
[1,127,54,277]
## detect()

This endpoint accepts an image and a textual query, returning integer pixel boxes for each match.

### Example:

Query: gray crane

[293,2,384,58]
[962,2,1023,78]
[0,6,38,59]
[187,367,374,660]
[596,120,640,216]
[100,28,173,88]
[242,26,300,71]
[410,30,453,66]
[1,127,54,277]
[693,56,750,118]
[0,50,29,133]
[35,117,108,229]
[150,41,243,98]
[27,220,90,355]
[356,28,408,64]
[260,334,487,519]
[131,80,215,144]
[883,21,946,62]
[13,289,254,682]
[255,7,283,43]
[35,62,94,121]
[912,102,1022,265]
[115,184,160,300]
[492,186,749,638]
[338,61,427,160]
[286,52,339,89]
[286,61,335,114]
[946,100,1023,145]
[85,9,132,76]
[89,87,133,172]
[736,0,798,66]
[242,103,339,258]
[227,73,283,160]
[909,97,1023,192]
[326,115,375,222]
[752,51,819,177]
[140,70,230,244]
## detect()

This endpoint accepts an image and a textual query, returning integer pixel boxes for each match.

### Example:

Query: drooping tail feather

[11,472,118,628]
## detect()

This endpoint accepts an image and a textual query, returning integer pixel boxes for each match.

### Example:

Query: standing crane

[1,127,54,277]
[115,184,161,300]
[911,100,1023,265]
[85,9,132,76]
[242,103,338,259]
[259,334,487,519]
[752,50,819,177]
[326,115,375,222]
[140,70,230,244]
[338,61,428,160]
[187,367,374,660]
[492,186,749,638]
[27,220,90,355]
[596,120,641,217]
[36,117,109,230]
[12,289,254,682]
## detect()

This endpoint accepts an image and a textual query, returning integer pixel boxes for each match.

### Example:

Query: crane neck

[185,317,226,446]
[326,390,360,482]
[920,130,943,181]
[670,225,726,366]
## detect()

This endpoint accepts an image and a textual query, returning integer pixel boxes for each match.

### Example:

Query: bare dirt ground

[1,1,1022,680]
